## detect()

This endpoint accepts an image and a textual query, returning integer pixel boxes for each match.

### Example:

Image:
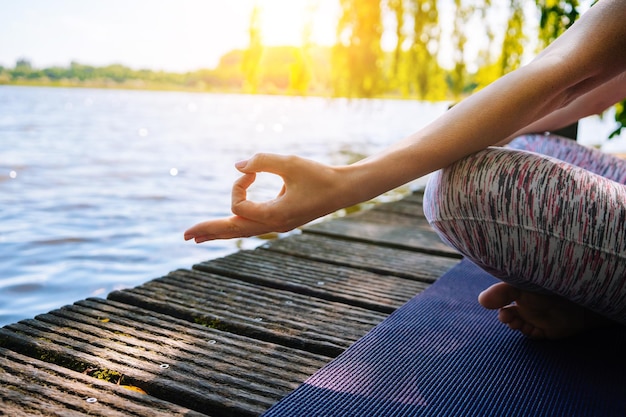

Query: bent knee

[424,146,526,227]
[423,146,554,275]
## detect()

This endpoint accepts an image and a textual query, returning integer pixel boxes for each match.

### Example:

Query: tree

[448,0,473,99]
[535,0,580,48]
[212,50,246,90]
[70,61,96,81]
[289,49,312,95]
[463,1,529,94]
[12,58,34,78]
[242,4,264,93]
[289,0,316,95]
[409,0,443,100]
[499,0,526,75]
[332,0,384,98]
[387,0,406,80]
[259,46,301,92]
[15,58,32,70]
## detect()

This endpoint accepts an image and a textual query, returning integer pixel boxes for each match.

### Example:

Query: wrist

[333,158,407,209]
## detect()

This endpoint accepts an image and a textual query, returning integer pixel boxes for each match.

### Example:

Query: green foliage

[387,0,405,80]
[448,0,472,99]
[242,5,263,93]
[0,47,328,95]
[409,0,443,100]
[535,0,580,48]
[289,48,312,95]
[91,368,124,384]
[610,101,626,139]
[499,0,525,75]
[333,0,384,98]
[259,46,303,92]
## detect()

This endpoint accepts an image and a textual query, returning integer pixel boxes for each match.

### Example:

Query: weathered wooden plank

[259,233,458,283]
[372,188,425,206]
[194,249,430,314]
[107,269,387,357]
[0,188,455,417]
[346,209,433,227]
[0,347,208,417]
[371,199,426,218]
[0,297,329,417]
[305,213,460,257]
[400,191,425,205]
[0,322,261,417]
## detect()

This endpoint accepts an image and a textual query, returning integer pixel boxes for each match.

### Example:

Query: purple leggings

[424,134,626,324]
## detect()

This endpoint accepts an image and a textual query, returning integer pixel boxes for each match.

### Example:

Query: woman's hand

[184,153,348,243]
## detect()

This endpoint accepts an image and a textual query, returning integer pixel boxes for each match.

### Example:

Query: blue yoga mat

[263,259,626,417]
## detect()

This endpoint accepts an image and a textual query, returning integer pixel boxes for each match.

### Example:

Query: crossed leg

[424,134,626,339]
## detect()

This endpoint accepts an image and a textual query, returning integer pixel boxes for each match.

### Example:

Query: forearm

[341,62,592,204]
[498,70,626,145]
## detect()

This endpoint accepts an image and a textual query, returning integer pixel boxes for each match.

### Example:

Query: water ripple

[0,85,450,326]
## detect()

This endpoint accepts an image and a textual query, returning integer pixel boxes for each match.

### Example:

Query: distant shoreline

[0,79,247,95]
[0,80,435,102]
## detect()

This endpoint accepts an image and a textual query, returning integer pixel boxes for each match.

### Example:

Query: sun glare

[0,0,340,72]
[248,0,338,47]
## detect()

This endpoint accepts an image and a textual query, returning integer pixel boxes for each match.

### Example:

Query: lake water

[1,86,623,327]
[0,85,452,326]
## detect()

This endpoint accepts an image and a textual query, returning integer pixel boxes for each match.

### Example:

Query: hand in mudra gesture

[184,153,350,243]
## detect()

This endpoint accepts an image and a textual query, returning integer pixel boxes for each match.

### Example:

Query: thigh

[424,146,626,324]
[508,134,626,184]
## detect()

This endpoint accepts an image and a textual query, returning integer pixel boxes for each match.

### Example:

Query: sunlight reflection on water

[0,85,449,326]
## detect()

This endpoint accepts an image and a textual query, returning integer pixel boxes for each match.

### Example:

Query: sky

[1,1,593,74]
[0,0,341,72]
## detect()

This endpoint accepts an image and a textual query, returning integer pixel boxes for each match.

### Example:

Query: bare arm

[185,0,626,243]
[497,70,626,145]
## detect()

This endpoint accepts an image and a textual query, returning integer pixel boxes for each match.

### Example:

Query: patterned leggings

[424,134,626,324]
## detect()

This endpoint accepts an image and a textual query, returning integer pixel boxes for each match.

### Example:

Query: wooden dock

[0,189,461,417]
